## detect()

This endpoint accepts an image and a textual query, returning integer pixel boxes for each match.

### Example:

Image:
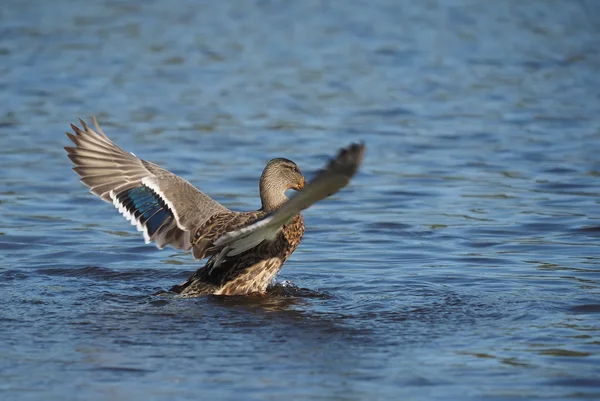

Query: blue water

[2,0,600,399]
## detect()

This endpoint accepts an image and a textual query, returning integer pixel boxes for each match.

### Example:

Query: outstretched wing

[65,117,229,250]
[213,142,365,257]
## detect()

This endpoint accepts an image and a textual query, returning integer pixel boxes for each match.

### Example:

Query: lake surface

[1,0,599,399]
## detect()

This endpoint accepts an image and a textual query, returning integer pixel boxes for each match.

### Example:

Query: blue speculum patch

[116,186,173,236]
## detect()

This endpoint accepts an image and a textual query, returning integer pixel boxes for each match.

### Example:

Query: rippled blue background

[1,0,600,399]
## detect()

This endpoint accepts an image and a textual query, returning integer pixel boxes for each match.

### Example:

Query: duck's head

[259,158,305,212]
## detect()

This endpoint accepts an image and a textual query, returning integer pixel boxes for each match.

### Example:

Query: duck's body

[173,214,304,296]
[65,118,364,296]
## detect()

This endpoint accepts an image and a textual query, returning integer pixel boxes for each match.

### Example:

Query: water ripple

[1,0,600,400]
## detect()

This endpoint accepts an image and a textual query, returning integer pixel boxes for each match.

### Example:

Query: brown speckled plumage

[65,117,364,297]
[173,214,304,296]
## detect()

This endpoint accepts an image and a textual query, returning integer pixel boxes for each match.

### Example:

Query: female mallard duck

[65,118,364,297]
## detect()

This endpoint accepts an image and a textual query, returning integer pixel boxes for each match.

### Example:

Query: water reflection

[2,0,600,399]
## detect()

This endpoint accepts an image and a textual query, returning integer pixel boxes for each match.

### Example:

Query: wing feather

[65,117,229,251]
[213,142,365,256]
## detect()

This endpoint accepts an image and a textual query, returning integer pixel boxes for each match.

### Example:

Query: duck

[65,118,365,297]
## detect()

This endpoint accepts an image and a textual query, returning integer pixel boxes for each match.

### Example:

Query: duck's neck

[259,174,289,213]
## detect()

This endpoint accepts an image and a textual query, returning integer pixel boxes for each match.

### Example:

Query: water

[1,0,600,399]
